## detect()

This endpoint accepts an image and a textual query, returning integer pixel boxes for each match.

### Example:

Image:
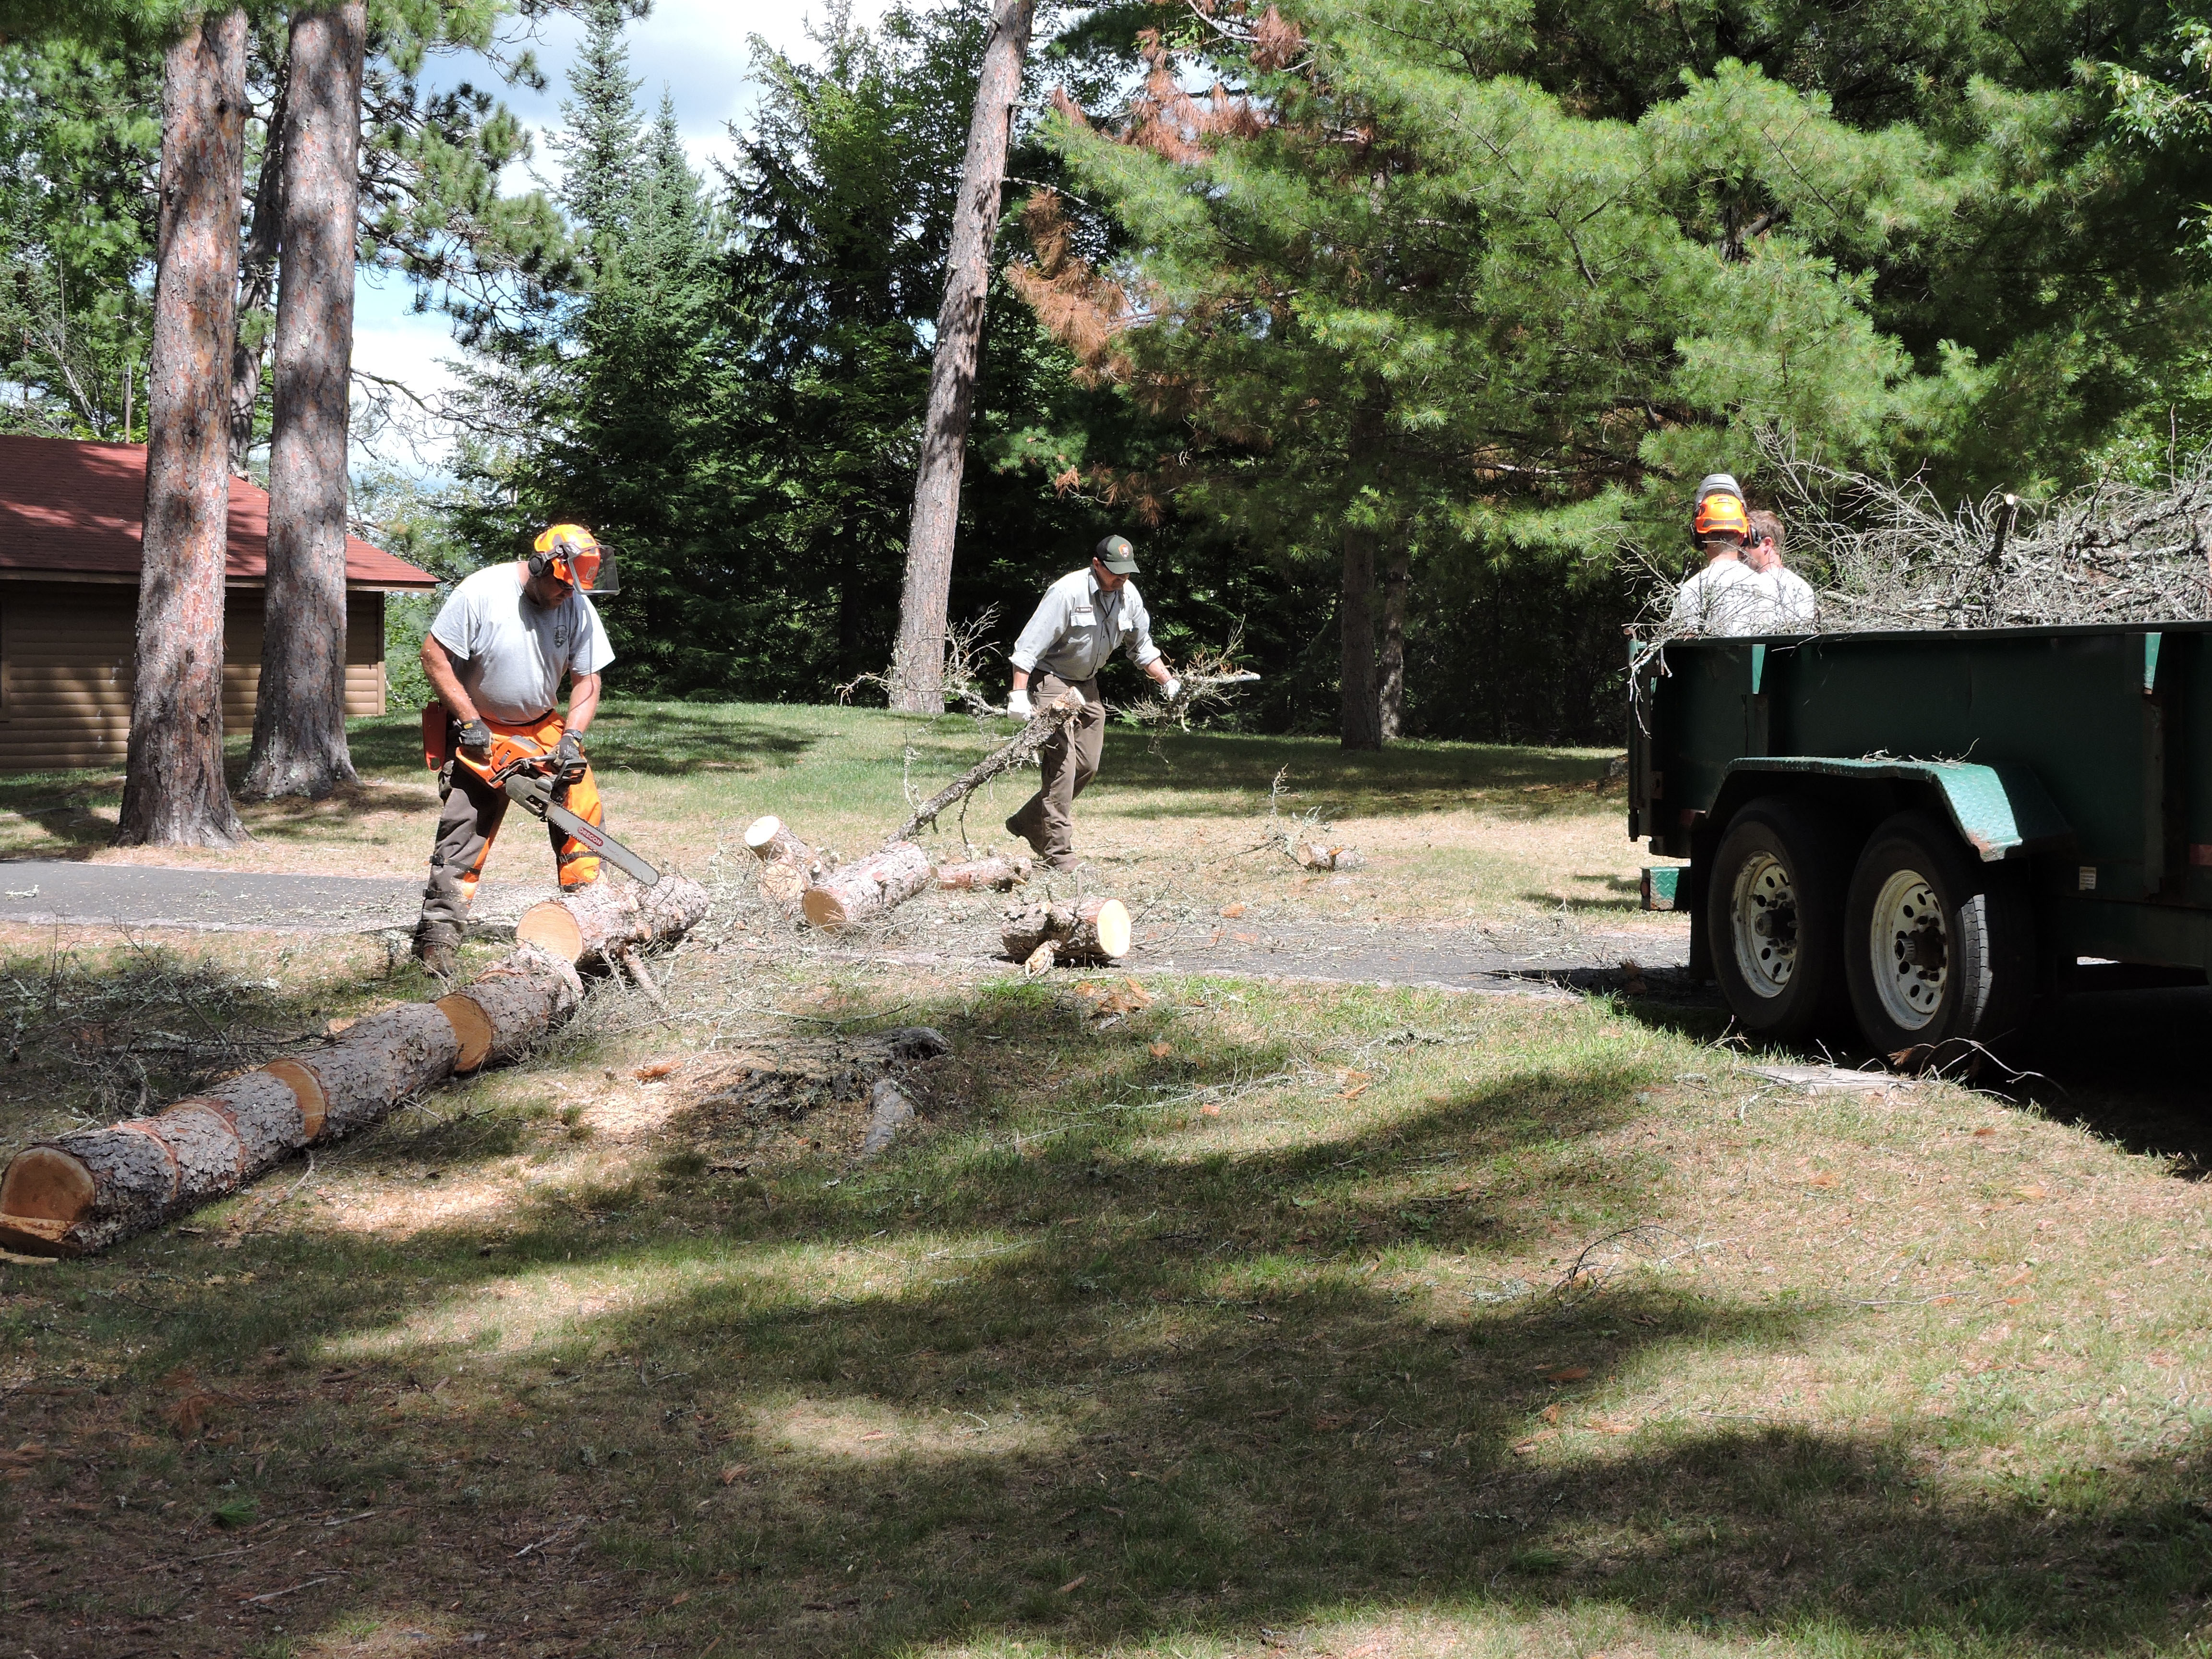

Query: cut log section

[0,1069,308,1256]
[1000,896,1131,965]
[0,876,708,1257]
[516,874,711,971]
[437,946,585,1072]
[744,815,824,908]
[936,855,1031,891]
[802,841,933,931]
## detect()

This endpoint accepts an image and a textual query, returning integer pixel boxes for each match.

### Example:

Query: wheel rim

[1729,851,1799,998]
[1871,868,1948,1031]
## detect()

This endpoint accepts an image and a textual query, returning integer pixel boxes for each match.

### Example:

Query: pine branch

[890,686,1087,846]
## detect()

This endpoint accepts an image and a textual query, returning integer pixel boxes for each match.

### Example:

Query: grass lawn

[0,698,1655,933]
[0,704,2208,1659]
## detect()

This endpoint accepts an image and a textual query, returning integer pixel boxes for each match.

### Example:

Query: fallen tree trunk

[0,877,703,1257]
[437,945,584,1072]
[803,842,933,931]
[937,855,1030,891]
[1001,896,1132,965]
[515,874,711,971]
[891,685,1086,845]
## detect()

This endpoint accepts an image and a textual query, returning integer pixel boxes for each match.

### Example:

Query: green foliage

[0,33,159,438]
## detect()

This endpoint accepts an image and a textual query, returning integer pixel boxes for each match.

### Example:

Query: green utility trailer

[1629,623,2212,1054]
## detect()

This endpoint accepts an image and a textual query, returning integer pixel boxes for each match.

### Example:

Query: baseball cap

[1094,534,1140,575]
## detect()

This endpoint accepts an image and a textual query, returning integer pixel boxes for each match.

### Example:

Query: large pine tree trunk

[1340,522,1382,750]
[802,843,934,931]
[888,0,1035,713]
[243,0,365,801]
[228,55,287,475]
[1378,546,1408,741]
[117,9,251,849]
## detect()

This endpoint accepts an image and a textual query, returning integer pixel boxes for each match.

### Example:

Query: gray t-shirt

[428,562,615,723]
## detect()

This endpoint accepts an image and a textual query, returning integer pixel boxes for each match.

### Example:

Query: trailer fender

[1712,758,2071,863]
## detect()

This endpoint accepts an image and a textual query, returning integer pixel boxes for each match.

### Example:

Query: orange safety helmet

[529,523,616,593]
[1692,491,1750,539]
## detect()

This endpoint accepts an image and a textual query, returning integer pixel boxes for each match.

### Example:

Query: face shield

[552,541,618,594]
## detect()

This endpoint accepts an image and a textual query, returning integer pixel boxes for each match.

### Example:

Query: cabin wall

[0,582,387,772]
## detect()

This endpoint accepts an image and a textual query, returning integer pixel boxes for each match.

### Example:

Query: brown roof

[0,435,439,589]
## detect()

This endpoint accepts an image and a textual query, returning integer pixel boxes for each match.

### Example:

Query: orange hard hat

[530,523,614,592]
[1693,492,1750,538]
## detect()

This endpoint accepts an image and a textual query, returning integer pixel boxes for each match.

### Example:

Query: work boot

[1005,812,1046,860]
[413,919,461,977]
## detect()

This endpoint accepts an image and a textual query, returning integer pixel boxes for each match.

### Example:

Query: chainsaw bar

[500,773,662,886]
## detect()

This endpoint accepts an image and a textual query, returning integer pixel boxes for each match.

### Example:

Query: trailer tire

[1843,812,2035,1063]
[1706,798,1850,1042]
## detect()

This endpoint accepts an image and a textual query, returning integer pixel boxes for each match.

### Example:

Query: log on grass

[936,855,1030,891]
[0,878,711,1257]
[890,685,1086,845]
[1000,896,1131,965]
[802,841,933,931]
[0,1070,307,1256]
[436,945,584,1071]
[515,874,712,972]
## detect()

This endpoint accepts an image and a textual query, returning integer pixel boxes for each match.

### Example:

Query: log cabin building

[0,436,438,771]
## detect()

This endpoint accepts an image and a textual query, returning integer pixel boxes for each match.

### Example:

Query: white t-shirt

[429,563,616,723]
[1762,566,1817,630]
[1671,558,1818,636]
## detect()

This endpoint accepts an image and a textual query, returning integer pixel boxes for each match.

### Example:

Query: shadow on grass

[5,978,2206,1656]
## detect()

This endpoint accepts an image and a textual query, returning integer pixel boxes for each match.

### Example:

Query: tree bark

[243,0,365,801]
[0,880,707,1257]
[937,855,1030,890]
[1377,546,1408,741]
[436,946,583,1072]
[888,0,1035,713]
[514,873,712,971]
[117,8,251,849]
[801,842,934,931]
[1340,521,1381,750]
[1000,896,1130,964]
[891,683,1084,842]
[228,50,287,475]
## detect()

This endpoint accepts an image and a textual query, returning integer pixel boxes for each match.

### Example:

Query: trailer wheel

[1706,798,1849,1041]
[1843,812,2034,1060]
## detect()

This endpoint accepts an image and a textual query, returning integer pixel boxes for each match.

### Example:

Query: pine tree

[1020,8,1960,745]
[554,0,642,255]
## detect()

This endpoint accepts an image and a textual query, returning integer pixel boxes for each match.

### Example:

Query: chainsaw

[455,728,662,887]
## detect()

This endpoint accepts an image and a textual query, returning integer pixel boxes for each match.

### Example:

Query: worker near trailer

[1746,507,1817,630]
[411,524,619,974]
[1669,473,1771,637]
[1003,535,1180,871]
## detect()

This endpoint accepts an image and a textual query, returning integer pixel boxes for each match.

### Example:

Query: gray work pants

[1007,672,1105,861]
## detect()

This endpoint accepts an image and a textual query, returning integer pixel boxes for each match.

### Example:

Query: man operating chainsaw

[412,524,618,974]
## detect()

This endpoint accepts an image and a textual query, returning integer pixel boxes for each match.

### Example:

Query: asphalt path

[0,860,553,936]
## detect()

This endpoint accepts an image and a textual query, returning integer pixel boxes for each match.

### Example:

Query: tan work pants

[1008,672,1104,861]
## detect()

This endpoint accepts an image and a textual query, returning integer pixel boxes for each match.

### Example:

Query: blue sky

[353,0,907,467]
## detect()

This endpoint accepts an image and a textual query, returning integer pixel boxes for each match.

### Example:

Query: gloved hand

[1161,675,1184,703]
[456,717,493,759]
[1006,686,1034,719]
[552,728,589,778]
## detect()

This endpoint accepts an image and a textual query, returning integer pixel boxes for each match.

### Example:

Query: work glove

[1161,675,1184,704]
[456,717,493,759]
[552,728,589,778]
[1006,686,1034,719]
